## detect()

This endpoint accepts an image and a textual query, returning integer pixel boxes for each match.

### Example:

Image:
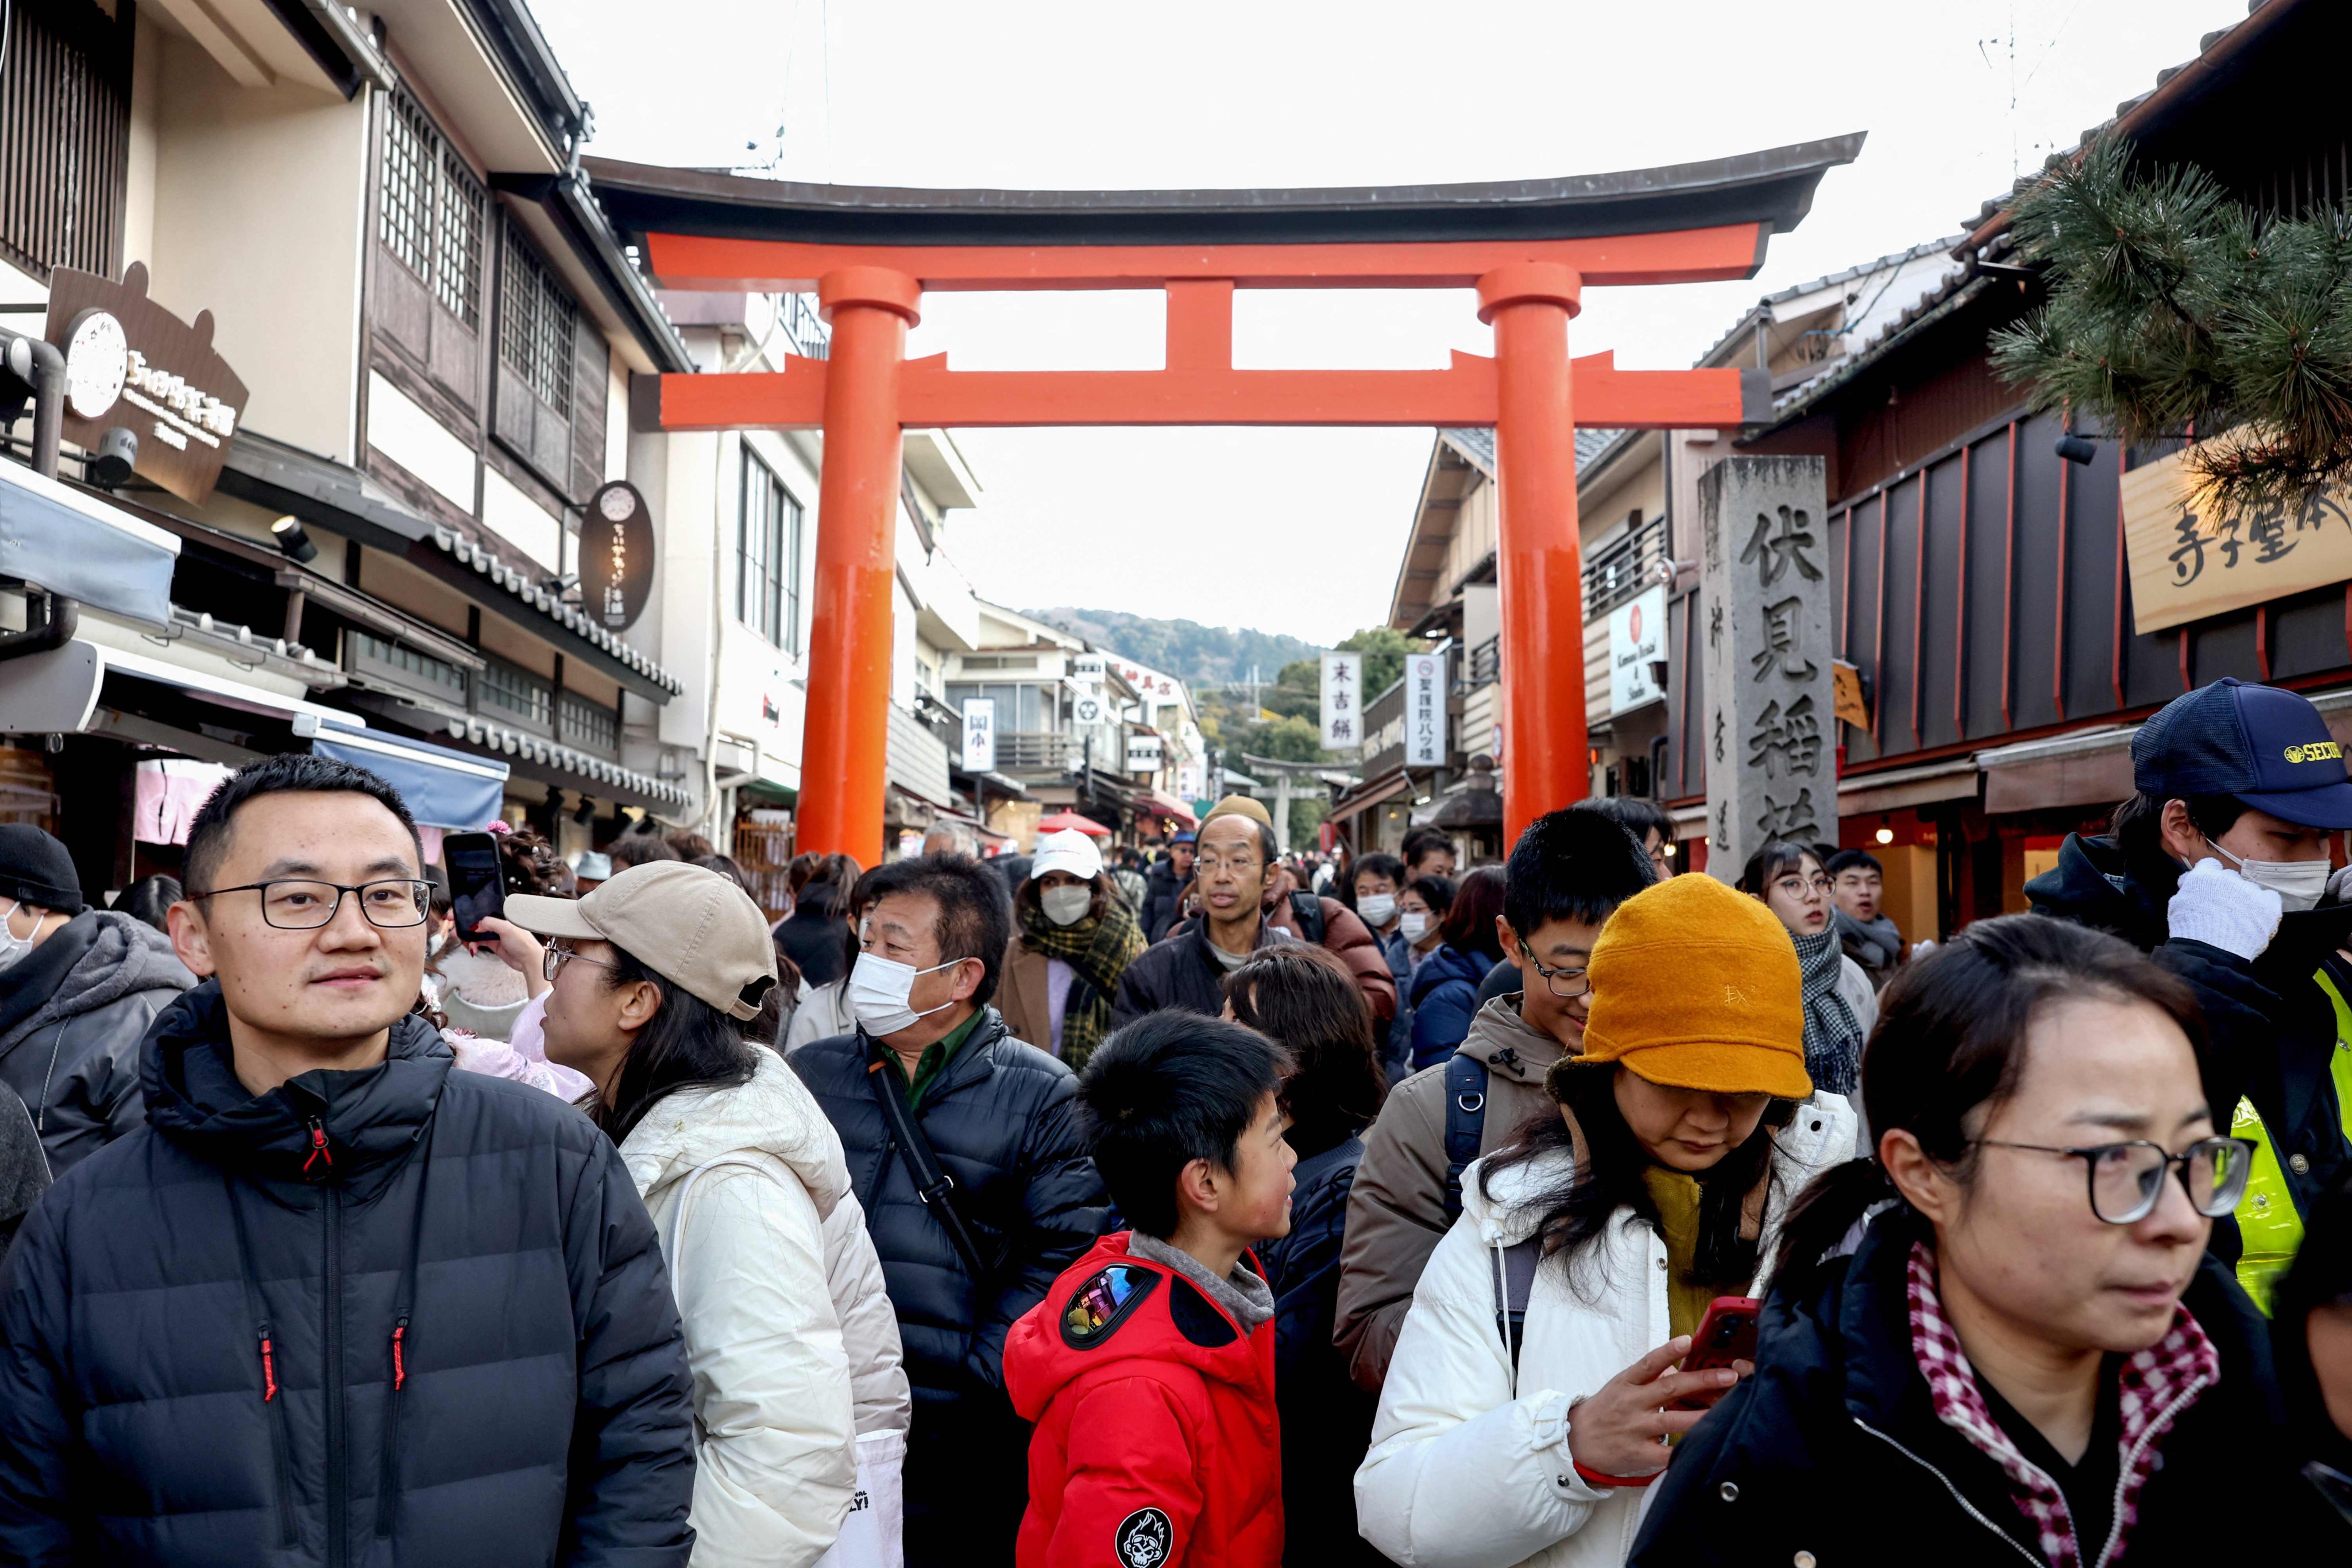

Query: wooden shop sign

[2120,439,2352,635]
[44,263,248,504]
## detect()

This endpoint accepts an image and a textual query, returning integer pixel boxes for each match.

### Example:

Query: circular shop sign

[62,309,128,421]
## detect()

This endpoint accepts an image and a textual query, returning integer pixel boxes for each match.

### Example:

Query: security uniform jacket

[0,984,698,1567]
[789,1007,1110,1565]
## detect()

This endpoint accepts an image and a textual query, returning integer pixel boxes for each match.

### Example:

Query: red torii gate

[590,137,1860,865]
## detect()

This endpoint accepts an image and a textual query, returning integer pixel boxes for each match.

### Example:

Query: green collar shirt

[888,1007,985,1107]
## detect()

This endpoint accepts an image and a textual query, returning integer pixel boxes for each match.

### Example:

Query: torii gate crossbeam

[589,137,1861,864]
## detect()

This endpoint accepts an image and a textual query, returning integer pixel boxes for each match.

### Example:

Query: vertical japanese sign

[1404,653,1446,766]
[1700,457,1837,878]
[959,698,996,771]
[1319,652,1362,751]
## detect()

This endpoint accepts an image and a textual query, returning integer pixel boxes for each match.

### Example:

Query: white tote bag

[665,1161,905,1568]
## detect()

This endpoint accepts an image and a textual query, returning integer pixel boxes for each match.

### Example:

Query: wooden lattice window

[378,92,484,331]
[0,0,131,283]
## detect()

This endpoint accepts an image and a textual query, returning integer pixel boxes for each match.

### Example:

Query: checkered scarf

[1904,1243,2218,1567]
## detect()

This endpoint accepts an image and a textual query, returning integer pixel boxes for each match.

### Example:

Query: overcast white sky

[537,0,2243,645]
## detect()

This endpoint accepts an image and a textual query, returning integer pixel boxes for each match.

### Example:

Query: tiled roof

[1435,426,1623,480]
[1693,236,1967,370]
[437,710,692,810]
[427,526,685,696]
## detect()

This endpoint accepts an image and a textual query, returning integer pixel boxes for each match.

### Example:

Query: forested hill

[1024,608,1321,687]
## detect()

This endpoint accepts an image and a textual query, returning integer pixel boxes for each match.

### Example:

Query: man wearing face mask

[2029,677,2352,1309]
[787,852,1110,1568]
[0,825,193,1173]
[995,830,1146,1072]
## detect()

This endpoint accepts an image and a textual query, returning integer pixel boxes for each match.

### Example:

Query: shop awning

[1977,727,2136,816]
[0,462,179,629]
[1327,767,1414,825]
[1140,790,1198,827]
[295,714,509,831]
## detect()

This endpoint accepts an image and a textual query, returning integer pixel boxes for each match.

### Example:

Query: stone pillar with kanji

[1699,455,1837,880]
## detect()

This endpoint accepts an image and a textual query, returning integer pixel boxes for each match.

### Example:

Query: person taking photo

[1633,914,2295,1566]
[0,754,696,1566]
[1356,873,1854,1568]
[505,860,870,1568]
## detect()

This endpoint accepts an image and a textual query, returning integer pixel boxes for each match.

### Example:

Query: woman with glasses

[1632,914,2291,1568]
[1739,839,1876,1099]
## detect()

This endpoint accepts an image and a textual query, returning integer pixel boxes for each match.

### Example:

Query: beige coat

[1336,994,1567,1392]
[994,939,1059,1056]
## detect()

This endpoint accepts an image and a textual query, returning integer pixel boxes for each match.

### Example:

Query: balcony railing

[998,731,1071,771]
[1462,635,1500,691]
[1583,516,1670,618]
[782,291,831,360]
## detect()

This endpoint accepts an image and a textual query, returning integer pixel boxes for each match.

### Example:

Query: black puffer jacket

[1141,858,1188,943]
[0,984,697,1567]
[789,1008,1109,1563]
[2027,832,2352,1223]
[0,908,193,1172]
[1256,1130,1381,1568]
[1631,1209,2298,1566]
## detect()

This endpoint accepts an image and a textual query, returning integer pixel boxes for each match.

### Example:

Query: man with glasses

[1111,797,1396,1028]
[0,754,697,1566]
[0,824,192,1173]
[1337,806,1656,1391]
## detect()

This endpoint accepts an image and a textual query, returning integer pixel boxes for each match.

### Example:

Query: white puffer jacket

[620,1048,864,1568]
[1355,1093,1857,1568]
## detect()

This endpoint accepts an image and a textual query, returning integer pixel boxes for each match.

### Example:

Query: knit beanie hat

[1577,872,1812,1100]
[1200,795,1273,831]
[0,824,85,915]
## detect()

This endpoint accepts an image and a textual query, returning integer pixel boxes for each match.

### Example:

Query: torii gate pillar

[798,267,918,869]
[1480,262,1586,847]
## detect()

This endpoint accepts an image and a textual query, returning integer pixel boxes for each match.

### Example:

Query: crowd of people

[0,673,2347,1567]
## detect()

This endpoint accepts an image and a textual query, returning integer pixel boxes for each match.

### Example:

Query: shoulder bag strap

[1488,1237,1543,1389]
[864,1045,990,1281]
[1289,890,1327,945]
[1442,1054,1490,1222]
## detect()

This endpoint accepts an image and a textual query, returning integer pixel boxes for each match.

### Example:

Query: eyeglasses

[1518,943,1591,999]
[1774,874,1833,899]
[543,943,617,983]
[191,878,432,930]
[1193,853,1262,875]
[1973,1136,2256,1225]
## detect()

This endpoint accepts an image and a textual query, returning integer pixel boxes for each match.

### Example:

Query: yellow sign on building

[2121,442,2352,635]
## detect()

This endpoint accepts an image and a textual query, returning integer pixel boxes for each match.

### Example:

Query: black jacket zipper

[257,1324,298,1546]
[320,1125,349,1568]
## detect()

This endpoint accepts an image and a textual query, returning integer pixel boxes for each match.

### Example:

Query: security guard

[2028,677,2352,1310]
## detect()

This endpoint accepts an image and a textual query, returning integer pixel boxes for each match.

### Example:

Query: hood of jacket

[1005,1230,1271,1423]
[141,980,454,1184]
[0,909,194,1058]
[619,1045,849,1222]
[2027,831,2352,980]
[1454,992,1566,1084]
[1408,943,1492,1007]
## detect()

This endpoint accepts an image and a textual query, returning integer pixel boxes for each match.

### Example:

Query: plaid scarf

[1016,894,1145,1071]
[1905,1242,2218,1567]
[1792,925,1863,1096]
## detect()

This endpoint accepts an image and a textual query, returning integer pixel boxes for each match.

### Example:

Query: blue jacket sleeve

[1408,976,1478,1071]
[559,1135,700,1566]
[0,1195,78,1566]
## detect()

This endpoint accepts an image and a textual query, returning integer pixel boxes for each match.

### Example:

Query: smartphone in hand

[1671,1296,1760,1409]
[442,832,505,946]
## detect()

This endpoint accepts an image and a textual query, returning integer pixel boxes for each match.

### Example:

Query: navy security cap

[2131,678,2352,829]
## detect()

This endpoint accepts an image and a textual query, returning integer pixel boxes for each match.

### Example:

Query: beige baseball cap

[506,861,778,1021]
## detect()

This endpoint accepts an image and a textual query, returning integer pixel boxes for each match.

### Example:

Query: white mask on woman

[846,951,965,1036]
[1398,910,1431,943]
[1040,886,1094,928]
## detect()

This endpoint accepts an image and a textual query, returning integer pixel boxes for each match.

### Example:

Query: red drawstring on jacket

[391,1318,408,1392]
[303,1117,333,1176]
[258,1329,279,1403]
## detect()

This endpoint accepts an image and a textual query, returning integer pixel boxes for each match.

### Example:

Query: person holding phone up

[1355,873,1855,1568]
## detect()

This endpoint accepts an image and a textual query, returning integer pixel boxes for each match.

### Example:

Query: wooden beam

[643,224,1770,293]
[652,350,1749,432]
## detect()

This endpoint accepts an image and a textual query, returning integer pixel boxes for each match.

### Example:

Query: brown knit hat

[1200,794,1273,831]
[1576,873,1812,1099]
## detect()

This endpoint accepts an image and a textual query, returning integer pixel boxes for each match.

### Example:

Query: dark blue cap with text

[2131,678,2352,829]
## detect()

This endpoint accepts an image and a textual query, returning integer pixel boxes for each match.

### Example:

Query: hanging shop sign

[1404,652,1447,766]
[1319,651,1363,750]
[44,262,248,504]
[2119,440,2352,635]
[1073,693,1105,727]
[1125,733,1164,772]
[1070,654,1106,688]
[960,697,997,771]
[581,479,656,631]
[1609,585,1668,715]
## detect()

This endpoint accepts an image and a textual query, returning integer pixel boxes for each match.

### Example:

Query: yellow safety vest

[2230,969,2352,1315]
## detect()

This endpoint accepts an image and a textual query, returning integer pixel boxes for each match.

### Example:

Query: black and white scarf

[1793,925,1864,1096]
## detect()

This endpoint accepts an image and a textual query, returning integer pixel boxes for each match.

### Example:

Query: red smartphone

[1673,1296,1761,1408]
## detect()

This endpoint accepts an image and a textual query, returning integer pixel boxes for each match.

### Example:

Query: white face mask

[1357,893,1397,928]
[0,901,32,974]
[1040,885,1094,928]
[2206,840,2331,914]
[847,951,966,1036]
[1398,910,1431,943]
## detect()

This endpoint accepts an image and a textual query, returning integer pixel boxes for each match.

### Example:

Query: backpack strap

[1289,890,1327,946]
[1489,1238,1542,1389]
[1442,1053,1490,1222]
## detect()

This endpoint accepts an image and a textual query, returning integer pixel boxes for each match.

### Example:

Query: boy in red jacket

[1005,1011,1297,1568]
